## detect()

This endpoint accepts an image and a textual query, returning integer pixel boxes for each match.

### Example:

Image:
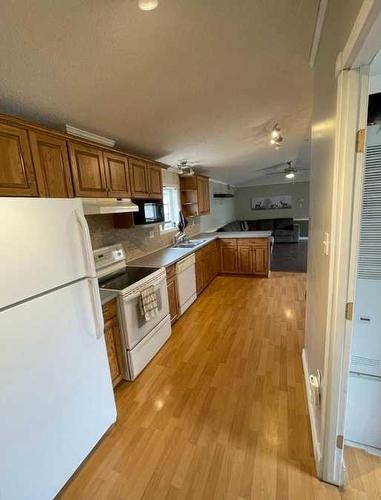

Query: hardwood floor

[345,446,381,499]
[59,273,377,499]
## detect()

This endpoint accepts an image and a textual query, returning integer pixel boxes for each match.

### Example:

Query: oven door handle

[123,276,166,301]
[88,278,105,339]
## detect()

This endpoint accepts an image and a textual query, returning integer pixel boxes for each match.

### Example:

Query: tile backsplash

[86,215,201,262]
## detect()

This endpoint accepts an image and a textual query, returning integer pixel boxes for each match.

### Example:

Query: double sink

[171,239,207,249]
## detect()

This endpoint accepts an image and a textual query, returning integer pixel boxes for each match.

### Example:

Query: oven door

[118,273,169,350]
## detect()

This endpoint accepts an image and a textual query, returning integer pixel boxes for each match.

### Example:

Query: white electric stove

[94,244,171,380]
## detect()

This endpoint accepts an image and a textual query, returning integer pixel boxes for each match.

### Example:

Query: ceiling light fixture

[271,123,281,139]
[138,0,159,11]
[270,123,283,149]
[285,172,295,179]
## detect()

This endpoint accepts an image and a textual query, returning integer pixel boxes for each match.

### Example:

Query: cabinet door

[147,163,163,199]
[167,276,179,323]
[130,158,148,198]
[29,131,73,198]
[103,152,131,197]
[69,142,107,197]
[104,317,123,386]
[196,259,206,295]
[220,247,238,273]
[197,176,205,214]
[197,176,210,215]
[253,247,268,276]
[0,123,38,197]
[203,177,210,213]
[238,246,253,274]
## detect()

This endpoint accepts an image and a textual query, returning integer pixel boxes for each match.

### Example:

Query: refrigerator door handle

[89,278,105,339]
[75,209,96,278]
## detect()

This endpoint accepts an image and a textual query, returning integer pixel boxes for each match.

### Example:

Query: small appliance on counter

[94,244,171,380]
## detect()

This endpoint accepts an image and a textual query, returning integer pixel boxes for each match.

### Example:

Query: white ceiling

[0,0,318,185]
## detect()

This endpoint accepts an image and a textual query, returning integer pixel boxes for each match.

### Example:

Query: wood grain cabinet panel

[69,142,107,197]
[29,131,73,198]
[253,247,268,275]
[220,246,238,273]
[195,241,219,295]
[130,158,149,198]
[166,265,179,323]
[167,276,180,324]
[102,300,123,387]
[103,152,131,197]
[147,162,163,199]
[196,175,210,215]
[0,122,38,196]
[238,246,253,274]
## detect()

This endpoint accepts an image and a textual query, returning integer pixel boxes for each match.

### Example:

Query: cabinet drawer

[102,299,117,322]
[237,238,268,247]
[218,238,237,248]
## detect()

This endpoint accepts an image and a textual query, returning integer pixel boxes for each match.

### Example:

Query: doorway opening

[343,47,381,493]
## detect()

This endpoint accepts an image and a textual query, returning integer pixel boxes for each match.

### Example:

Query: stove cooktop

[99,266,160,291]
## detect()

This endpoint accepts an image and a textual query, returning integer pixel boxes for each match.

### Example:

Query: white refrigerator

[0,198,117,500]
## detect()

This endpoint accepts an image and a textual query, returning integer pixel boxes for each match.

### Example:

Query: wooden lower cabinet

[166,264,180,323]
[195,240,219,295]
[102,300,124,387]
[220,238,270,276]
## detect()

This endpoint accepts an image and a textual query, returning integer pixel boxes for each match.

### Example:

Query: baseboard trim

[302,348,322,472]
[345,439,381,457]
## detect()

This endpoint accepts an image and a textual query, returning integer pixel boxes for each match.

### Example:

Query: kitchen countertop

[100,289,119,305]
[127,231,272,269]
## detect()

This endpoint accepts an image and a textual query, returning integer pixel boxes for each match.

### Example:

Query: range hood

[82,198,138,215]
[213,193,234,198]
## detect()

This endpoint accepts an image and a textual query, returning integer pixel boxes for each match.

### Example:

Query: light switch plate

[323,232,329,255]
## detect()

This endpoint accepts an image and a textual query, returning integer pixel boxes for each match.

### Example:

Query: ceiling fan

[175,159,200,177]
[259,161,309,180]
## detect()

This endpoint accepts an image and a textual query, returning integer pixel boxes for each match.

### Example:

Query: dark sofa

[218,218,300,243]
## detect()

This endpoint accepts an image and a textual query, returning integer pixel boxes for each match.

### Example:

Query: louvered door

[351,127,381,378]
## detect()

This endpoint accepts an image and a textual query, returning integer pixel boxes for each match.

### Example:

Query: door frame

[321,0,381,486]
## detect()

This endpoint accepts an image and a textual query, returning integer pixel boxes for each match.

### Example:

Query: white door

[0,279,116,500]
[0,198,95,309]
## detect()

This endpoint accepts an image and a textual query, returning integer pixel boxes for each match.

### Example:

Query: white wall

[200,180,236,232]
[304,0,363,459]
[235,181,310,221]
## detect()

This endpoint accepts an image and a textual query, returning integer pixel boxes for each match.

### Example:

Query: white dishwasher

[176,253,197,315]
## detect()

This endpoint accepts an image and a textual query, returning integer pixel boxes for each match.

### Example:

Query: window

[162,186,180,231]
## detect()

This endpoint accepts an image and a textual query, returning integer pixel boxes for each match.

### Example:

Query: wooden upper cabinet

[197,175,210,215]
[103,152,130,197]
[68,142,108,197]
[0,122,38,197]
[29,131,73,198]
[147,162,163,199]
[130,158,149,198]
